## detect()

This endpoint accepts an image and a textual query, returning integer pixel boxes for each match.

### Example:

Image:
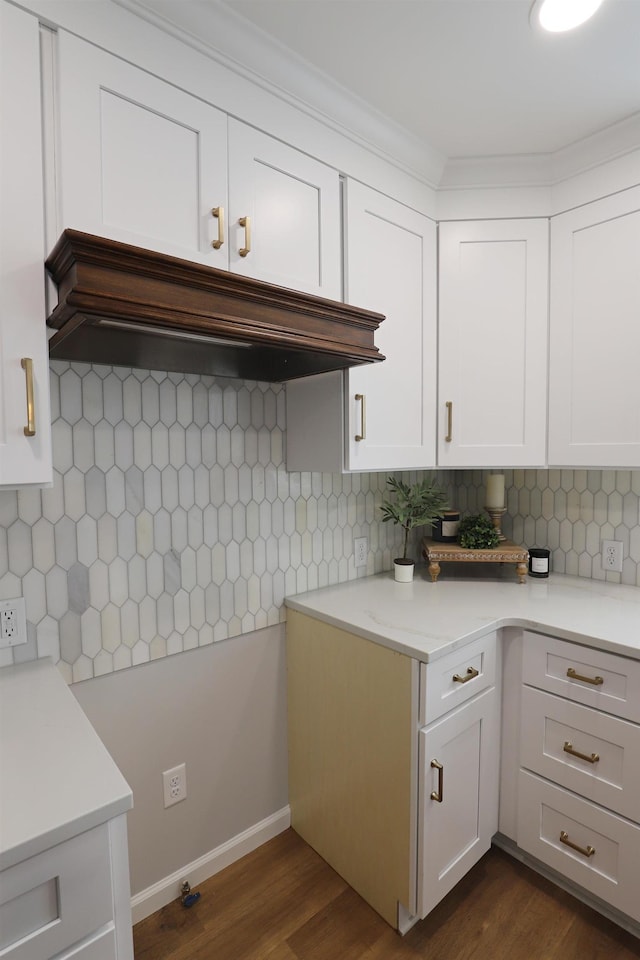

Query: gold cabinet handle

[566,667,604,686]
[452,666,479,684]
[21,357,36,437]
[238,215,251,257]
[430,759,443,802]
[355,393,366,441]
[563,741,600,764]
[445,401,453,442]
[559,830,595,858]
[211,206,225,249]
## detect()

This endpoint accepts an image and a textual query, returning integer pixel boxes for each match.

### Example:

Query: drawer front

[520,686,640,821]
[517,769,640,922]
[0,825,113,960]
[522,631,640,723]
[420,632,497,725]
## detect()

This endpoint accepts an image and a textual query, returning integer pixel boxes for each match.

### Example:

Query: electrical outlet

[602,540,623,573]
[0,598,27,649]
[163,763,187,807]
[354,537,368,568]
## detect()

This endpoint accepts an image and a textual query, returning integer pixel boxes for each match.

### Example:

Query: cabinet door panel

[438,219,548,467]
[345,181,437,471]
[548,188,640,466]
[0,2,52,486]
[418,686,499,917]
[228,120,341,299]
[56,31,227,265]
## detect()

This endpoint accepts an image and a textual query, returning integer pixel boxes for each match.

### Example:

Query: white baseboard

[130,805,291,924]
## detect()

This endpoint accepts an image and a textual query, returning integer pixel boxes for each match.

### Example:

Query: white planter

[394,559,415,583]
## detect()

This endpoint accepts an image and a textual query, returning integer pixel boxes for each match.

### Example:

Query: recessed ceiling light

[530,0,605,32]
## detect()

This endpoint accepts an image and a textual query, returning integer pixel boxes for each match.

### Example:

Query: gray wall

[72,623,288,897]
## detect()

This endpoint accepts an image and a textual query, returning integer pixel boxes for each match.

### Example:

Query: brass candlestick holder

[485,505,507,542]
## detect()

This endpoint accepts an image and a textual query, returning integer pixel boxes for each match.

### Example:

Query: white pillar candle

[486,473,505,508]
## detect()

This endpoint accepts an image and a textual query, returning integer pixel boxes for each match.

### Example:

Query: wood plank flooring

[133,829,640,960]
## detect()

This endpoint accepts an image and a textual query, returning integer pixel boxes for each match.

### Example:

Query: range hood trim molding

[45,230,385,383]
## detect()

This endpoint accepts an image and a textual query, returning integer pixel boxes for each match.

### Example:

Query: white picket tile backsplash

[1,362,639,683]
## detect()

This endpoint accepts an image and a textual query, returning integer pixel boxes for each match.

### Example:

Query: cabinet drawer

[522,631,640,723]
[0,824,113,960]
[420,632,496,725]
[520,686,640,821]
[517,770,640,923]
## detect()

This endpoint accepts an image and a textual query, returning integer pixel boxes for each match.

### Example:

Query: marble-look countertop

[0,658,132,870]
[285,570,640,663]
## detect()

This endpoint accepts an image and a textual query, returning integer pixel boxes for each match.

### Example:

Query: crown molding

[114,0,446,188]
[440,112,640,190]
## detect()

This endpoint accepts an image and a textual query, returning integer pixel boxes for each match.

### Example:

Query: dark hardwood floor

[133,829,640,960]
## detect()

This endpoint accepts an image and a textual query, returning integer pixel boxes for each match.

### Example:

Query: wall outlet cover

[0,598,27,648]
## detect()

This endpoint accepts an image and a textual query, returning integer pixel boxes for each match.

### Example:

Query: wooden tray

[422,538,529,584]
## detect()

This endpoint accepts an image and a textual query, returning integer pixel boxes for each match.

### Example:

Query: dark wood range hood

[45,230,385,382]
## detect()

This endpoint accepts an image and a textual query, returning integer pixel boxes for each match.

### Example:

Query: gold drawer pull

[453,666,479,684]
[238,215,251,257]
[559,830,595,859]
[563,741,600,764]
[567,667,604,686]
[21,357,36,436]
[211,206,225,249]
[355,393,366,441]
[430,759,443,803]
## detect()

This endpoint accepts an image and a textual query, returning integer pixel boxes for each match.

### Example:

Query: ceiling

[126,0,640,164]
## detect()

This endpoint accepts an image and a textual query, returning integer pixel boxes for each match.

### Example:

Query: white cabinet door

[438,219,548,468]
[286,181,436,472]
[228,120,341,299]
[548,188,640,467]
[56,31,228,266]
[418,686,499,918]
[0,2,52,487]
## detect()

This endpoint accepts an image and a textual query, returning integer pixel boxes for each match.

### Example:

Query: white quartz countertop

[285,571,640,663]
[0,658,132,871]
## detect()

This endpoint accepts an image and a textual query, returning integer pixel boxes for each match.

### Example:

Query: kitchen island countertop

[285,571,640,663]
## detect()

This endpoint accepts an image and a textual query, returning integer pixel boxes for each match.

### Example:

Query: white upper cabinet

[437,219,549,468]
[56,31,228,266]
[55,33,341,298]
[548,188,640,467]
[286,180,437,472]
[0,2,52,487]
[227,120,341,299]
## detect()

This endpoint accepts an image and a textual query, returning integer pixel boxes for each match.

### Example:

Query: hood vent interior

[45,230,385,382]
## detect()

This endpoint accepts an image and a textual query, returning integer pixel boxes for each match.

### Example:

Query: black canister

[528,547,550,578]
[432,510,461,542]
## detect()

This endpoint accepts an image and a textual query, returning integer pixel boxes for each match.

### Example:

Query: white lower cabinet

[0,816,132,960]
[516,631,640,927]
[286,611,498,930]
[418,686,499,917]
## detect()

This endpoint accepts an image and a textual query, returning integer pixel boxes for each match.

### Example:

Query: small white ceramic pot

[394,558,415,583]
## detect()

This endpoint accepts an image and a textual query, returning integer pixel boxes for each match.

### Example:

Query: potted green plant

[380,475,449,582]
[457,514,500,549]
